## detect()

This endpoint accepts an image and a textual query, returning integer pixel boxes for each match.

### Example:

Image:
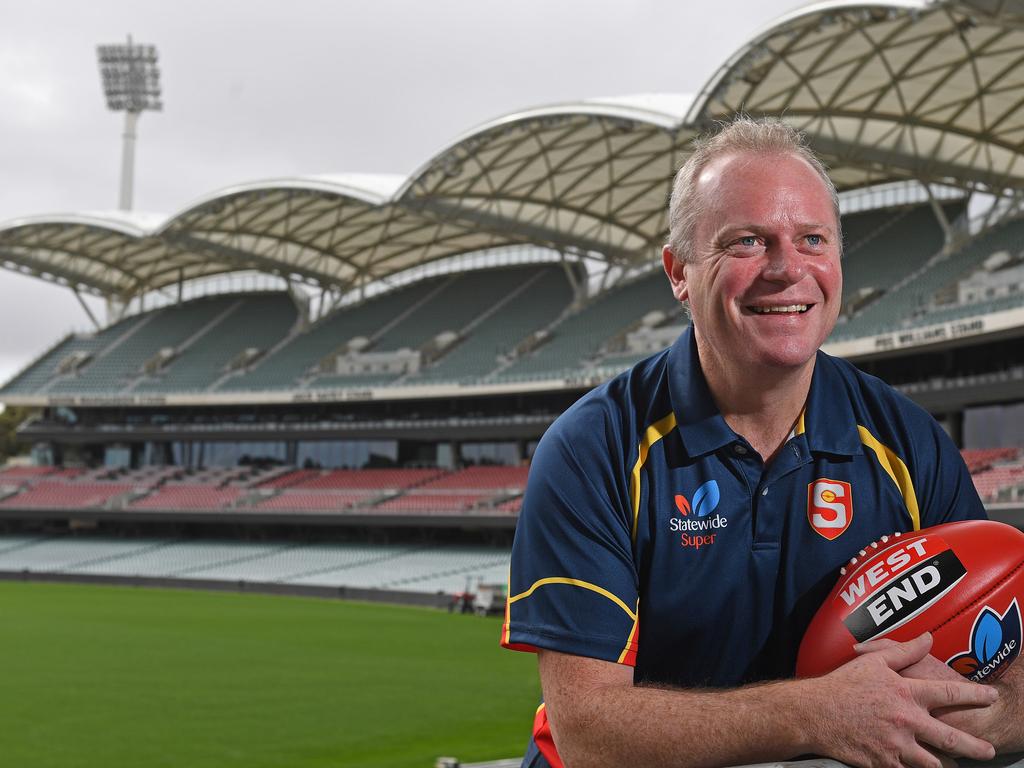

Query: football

[796,519,1024,682]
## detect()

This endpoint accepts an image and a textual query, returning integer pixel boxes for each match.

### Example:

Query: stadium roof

[4,0,1024,300]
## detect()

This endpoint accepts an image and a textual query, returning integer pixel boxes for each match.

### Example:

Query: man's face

[664,151,842,378]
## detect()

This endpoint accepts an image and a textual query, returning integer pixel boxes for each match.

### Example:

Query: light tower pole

[97,36,162,211]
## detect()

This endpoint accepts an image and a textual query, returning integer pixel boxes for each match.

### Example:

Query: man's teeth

[750,304,808,314]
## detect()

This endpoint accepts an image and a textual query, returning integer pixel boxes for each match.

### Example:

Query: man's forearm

[540,636,997,768]
[546,674,814,768]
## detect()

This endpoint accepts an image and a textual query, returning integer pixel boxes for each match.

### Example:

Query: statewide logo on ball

[669,480,726,550]
[947,599,1022,682]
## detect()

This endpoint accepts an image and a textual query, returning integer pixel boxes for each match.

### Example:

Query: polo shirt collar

[667,326,738,458]
[667,327,861,459]
[797,351,861,457]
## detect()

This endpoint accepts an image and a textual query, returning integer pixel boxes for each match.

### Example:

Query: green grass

[0,581,539,768]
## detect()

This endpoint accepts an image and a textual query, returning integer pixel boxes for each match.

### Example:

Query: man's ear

[662,244,688,302]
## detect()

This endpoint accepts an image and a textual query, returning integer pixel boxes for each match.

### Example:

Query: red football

[797,520,1024,682]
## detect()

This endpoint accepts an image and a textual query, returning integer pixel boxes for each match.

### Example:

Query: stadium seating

[372,493,493,513]
[128,484,243,511]
[499,269,680,379]
[495,496,523,514]
[277,468,446,490]
[419,465,528,490]
[0,535,512,595]
[834,216,1024,340]
[961,447,1021,475]
[0,480,133,509]
[220,278,446,391]
[0,465,59,481]
[0,537,166,572]
[972,452,1024,502]
[48,296,239,393]
[839,203,961,304]
[0,313,147,394]
[407,264,574,383]
[66,540,287,577]
[254,491,377,512]
[133,294,297,392]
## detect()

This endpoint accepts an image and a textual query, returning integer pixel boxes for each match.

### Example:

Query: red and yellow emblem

[807,478,853,541]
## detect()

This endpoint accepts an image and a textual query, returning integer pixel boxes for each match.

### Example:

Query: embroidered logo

[807,478,853,541]
[670,480,725,550]
[675,480,719,518]
[948,599,1022,682]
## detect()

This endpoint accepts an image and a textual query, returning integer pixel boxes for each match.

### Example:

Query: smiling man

[502,118,1024,768]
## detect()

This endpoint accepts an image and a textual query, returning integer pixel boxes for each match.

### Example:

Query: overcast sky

[0,0,800,385]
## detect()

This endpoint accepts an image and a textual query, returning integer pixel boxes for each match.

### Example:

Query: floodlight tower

[97,36,162,211]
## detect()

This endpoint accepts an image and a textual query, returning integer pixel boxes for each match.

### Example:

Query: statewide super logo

[838,535,967,643]
[947,599,1022,682]
[669,480,726,550]
[808,478,853,541]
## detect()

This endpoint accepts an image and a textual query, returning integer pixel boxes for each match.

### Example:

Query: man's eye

[737,236,758,247]
[806,234,823,246]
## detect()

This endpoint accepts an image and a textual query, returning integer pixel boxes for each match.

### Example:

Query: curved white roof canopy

[692,0,1024,190]
[4,1,1024,299]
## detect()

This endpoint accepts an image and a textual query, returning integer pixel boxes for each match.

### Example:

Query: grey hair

[666,116,842,263]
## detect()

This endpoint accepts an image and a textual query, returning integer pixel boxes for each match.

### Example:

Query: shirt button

[734,444,748,455]
[761,487,769,496]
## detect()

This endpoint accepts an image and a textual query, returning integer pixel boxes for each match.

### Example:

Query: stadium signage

[872,318,985,352]
[824,305,1024,360]
[45,395,169,406]
[291,390,374,402]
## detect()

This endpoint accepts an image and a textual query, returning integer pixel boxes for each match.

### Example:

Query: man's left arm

[878,403,1024,749]
[970,663,1024,753]
[944,660,1024,753]
[862,637,1024,752]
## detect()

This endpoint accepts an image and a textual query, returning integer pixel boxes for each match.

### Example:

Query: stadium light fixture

[97,35,162,211]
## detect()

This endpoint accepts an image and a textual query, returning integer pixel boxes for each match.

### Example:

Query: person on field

[502,117,1024,768]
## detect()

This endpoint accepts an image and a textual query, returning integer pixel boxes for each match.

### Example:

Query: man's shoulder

[547,348,674,445]
[818,350,946,444]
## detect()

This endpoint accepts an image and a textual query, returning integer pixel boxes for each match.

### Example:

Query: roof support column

[923,183,954,245]
[558,250,583,299]
[72,288,101,331]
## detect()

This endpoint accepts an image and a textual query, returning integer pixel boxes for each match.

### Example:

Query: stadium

[2,1,1024,766]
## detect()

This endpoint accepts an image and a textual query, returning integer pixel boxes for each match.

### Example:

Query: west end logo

[947,599,1022,682]
[670,480,726,550]
[807,478,853,541]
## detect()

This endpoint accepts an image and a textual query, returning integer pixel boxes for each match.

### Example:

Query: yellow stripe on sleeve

[508,577,637,622]
[630,412,677,544]
[503,565,513,646]
[857,425,921,530]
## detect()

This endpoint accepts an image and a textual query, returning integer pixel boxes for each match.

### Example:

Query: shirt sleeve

[502,399,640,666]
[911,410,987,527]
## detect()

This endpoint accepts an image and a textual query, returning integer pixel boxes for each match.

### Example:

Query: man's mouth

[747,304,811,314]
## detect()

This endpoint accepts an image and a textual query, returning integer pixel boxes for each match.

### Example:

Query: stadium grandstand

[1,0,1024,612]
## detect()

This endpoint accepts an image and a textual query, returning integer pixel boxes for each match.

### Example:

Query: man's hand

[857,633,1024,753]
[803,633,997,768]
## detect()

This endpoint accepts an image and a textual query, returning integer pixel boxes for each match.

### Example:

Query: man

[502,117,1024,767]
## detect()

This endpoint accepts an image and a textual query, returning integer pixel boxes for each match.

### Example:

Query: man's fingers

[900,742,954,768]
[853,637,899,654]
[915,745,958,768]
[863,632,934,671]
[916,715,996,761]
[913,677,999,709]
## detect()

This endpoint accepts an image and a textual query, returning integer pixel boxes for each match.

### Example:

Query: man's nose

[763,241,806,283]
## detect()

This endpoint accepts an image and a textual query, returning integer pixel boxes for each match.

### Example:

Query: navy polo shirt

[503,326,986,688]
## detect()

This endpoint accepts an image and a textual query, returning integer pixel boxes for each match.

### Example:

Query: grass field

[0,581,540,768]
